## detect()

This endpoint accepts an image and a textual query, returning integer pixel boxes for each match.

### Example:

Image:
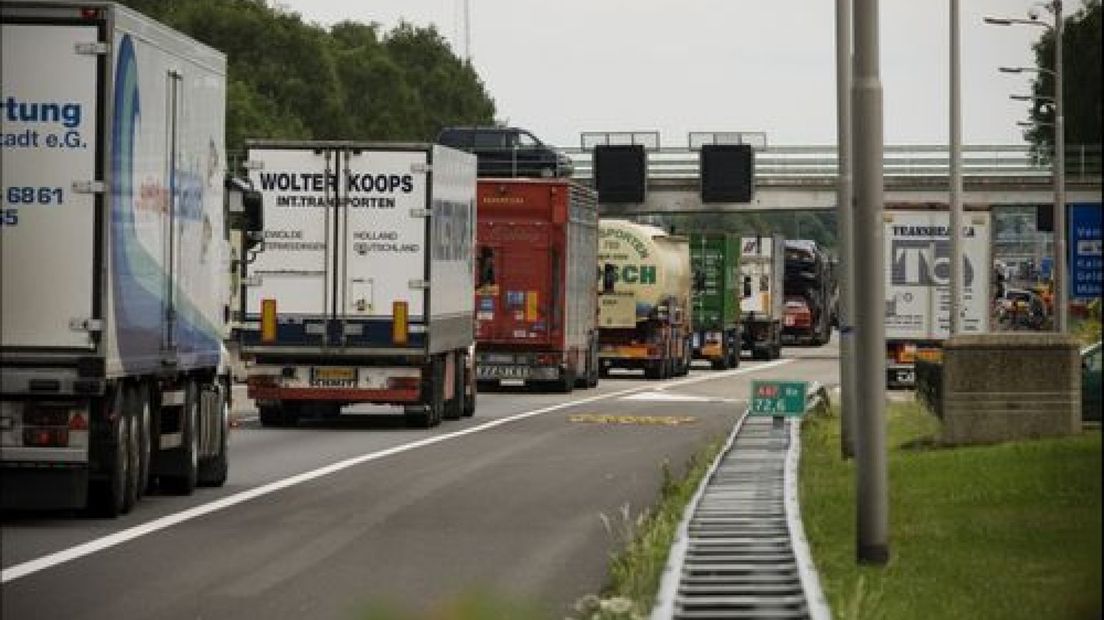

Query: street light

[986,1,1067,332]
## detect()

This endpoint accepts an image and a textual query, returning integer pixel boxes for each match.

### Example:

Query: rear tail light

[68,412,89,431]
[24,428,69,448]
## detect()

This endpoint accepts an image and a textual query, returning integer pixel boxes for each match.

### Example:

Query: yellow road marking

[568,414,698,426]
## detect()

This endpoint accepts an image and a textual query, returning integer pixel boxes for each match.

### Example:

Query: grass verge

[800,400,1102,619]
[570,435,727,620]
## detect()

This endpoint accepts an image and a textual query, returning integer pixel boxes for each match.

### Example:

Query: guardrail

[563,144,1103,183]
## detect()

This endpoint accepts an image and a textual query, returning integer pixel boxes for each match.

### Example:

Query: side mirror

[242,190,263,250]
[478,250,495,288]
[602,263,617,293]
[693,270,706,292]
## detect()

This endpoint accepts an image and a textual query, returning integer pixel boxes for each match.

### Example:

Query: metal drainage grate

[652,414,829,620]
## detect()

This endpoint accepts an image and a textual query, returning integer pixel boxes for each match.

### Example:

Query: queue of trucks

[1,1,848,517]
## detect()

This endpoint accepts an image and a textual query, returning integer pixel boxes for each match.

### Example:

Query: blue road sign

[1070,203,1103,300]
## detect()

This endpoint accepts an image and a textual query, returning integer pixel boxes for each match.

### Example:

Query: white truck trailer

[239,141,477,428]
[1,2,231,516]
[884,208,992,386]
[739,235,785,360]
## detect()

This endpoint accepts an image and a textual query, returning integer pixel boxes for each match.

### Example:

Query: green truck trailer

[690,232,742,370]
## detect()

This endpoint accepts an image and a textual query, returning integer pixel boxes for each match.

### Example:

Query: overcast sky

[279,0,1054,148]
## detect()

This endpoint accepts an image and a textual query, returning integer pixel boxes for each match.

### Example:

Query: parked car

[436,126,573,178]
[1083,341,1102,422]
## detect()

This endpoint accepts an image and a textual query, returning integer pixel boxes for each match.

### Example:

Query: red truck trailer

[474,179,600,391]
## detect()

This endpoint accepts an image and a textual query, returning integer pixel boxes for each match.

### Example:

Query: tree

[1023,0,1101,159]
[117,1,497,157]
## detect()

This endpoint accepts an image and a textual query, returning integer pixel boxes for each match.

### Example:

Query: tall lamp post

[985,1,1066,332]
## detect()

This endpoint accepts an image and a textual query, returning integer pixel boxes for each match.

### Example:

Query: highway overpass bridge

[560,143,1102,214]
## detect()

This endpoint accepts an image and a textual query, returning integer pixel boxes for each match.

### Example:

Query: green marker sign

[750,380,808,417]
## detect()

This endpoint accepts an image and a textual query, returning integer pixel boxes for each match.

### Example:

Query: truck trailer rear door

[339,149,427,338]
[246,148,336,325]
[1,20,101,350]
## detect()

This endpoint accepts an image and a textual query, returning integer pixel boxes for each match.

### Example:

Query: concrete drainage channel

[651,383,831,620]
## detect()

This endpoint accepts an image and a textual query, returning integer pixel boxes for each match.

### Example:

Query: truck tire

[406,358,444,428]
[462,370,477,418]
[586,345,600,388]
[90,390,130,517]
[198,381,229,487]
[132,383,152,496]
[122,392,141,512]
[444,352,464,420]
[644,361,662,380]
[258,405,284,428]
[163,381,199,495]
[556,368,575,393]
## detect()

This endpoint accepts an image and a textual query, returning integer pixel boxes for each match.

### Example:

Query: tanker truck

[597,220,693,379]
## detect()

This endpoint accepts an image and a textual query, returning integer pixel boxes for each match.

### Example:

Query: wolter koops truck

[1,2,232,516]
[474,179,600,391]
[597,220,693,379]
[240,141,477,427]
[689,232,743,369]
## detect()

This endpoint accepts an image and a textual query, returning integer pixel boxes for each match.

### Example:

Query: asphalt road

[1,339,841,619]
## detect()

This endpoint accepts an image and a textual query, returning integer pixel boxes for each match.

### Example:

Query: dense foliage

[1023,0,1101,158]
[119,0,496,164]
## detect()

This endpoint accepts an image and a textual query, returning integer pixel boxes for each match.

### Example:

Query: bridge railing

[562,144,1102,182]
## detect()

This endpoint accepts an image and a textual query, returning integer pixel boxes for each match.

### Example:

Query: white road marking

[1,358,792,583]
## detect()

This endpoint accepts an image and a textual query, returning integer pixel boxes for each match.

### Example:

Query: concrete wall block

[938,333,1082,445]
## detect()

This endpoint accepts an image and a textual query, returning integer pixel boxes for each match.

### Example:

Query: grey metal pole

[836,0,857,459]
[1054,0,1067,332]
[852,0,890,565]
[949,0,964,334]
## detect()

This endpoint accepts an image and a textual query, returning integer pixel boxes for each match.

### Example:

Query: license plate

[477,365,528,379]
[311,367,356,382]
[894,370,915,384]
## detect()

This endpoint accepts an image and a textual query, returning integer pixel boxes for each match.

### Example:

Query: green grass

[800,401,1103,620]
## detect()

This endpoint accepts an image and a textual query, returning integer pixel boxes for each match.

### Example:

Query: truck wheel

[122,394,141,512]
[198,381,229,487]
[133,383,152,496]
[90,390,129,517]
[164,381,198,495]
[462,371,477,418]
[557,368,575,393]
[406,359,444,428]
[444,352,464,421]
[258,405,284,428]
